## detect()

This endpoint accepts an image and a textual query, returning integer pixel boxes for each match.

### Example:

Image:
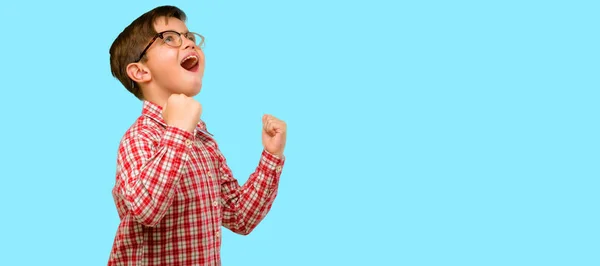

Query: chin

[186,82,202,96]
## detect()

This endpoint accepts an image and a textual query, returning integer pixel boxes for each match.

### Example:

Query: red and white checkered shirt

[108,101,285,266]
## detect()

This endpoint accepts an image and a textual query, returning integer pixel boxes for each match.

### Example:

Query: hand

[161,94,202,133]
[262,114,287,157]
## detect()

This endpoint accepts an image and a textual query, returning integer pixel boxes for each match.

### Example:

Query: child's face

[144,17,205,97]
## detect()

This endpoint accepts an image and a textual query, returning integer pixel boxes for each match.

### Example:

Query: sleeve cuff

[260,149,285,174]
[162,126,195,151]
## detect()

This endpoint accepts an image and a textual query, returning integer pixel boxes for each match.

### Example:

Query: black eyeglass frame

[135,30,205,62]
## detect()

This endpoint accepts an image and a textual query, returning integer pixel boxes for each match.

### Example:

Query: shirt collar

[142,100,167,127]
[142,100,211,135]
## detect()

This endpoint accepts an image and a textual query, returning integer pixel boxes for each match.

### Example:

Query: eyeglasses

[135,30,205,62]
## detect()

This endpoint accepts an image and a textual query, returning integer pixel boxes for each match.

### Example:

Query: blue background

[0,0,598,265]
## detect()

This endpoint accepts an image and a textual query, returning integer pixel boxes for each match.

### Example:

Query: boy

[107,5,287,265]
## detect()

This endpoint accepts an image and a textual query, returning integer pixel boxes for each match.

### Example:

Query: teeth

[183,55,198,62]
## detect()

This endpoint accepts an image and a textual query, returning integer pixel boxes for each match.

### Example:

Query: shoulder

[119,115,164,147]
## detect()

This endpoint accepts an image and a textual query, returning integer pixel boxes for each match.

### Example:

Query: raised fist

[262,114,287,157]
[162,94,202,133]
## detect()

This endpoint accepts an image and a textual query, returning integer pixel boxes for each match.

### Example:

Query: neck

[141,86,170,109]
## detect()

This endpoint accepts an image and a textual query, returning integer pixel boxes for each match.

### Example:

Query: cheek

[150,54,181,78]
[197,48,206,62]
[151,48,179,64]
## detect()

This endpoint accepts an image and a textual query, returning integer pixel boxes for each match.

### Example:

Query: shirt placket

[194,134,222,258]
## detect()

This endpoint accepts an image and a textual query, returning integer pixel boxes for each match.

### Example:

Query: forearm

[221,150,285,234]
[120,126,193,226]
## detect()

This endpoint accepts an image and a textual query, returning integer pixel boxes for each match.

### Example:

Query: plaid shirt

[108,101,285,265]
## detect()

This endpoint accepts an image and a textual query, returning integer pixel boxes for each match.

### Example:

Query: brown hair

[109,6,187,100]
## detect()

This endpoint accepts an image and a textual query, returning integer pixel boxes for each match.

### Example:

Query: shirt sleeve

[115,126,194,227]
[216,148,285,235]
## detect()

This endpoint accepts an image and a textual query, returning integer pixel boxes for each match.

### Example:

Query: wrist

[265,149,283,158]
[167,121,195,133]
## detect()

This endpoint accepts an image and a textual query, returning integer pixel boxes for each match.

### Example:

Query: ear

[126,62,151,86]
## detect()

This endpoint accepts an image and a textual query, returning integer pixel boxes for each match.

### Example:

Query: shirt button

[185,139,192,147]
[276,166,282,172]
[207,172,212,178]
[212,200,219,207]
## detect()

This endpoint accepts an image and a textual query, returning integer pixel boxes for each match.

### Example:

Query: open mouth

[180,55,200,72]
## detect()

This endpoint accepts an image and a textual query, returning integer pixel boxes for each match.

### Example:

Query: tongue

[181,58,197,70]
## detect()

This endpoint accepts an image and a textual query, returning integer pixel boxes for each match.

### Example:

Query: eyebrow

[163,29,190,34]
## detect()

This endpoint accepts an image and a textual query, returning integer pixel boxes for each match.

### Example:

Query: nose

[181,35,196,50]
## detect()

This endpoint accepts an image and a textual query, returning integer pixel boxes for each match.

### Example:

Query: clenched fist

[162,94,202,133]
[262,114,287,157]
